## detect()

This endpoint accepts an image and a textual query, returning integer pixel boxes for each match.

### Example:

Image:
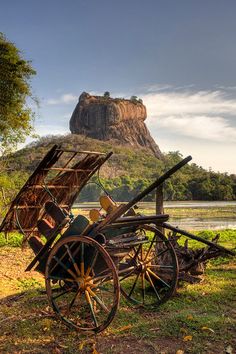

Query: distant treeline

[78,163,236,202]
[0,135,235,213]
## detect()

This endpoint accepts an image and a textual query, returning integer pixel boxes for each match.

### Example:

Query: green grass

[1,261,234,353]
[0,204,235,353]
[165,228,236,252]
[1,228,235,250]
[138,205,236,218]
[0,228,235,353]
[0,232,23,247]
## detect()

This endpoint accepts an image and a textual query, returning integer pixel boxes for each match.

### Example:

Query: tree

[130,95,138,102]
[0,33,36,153]
[103,91,110,98]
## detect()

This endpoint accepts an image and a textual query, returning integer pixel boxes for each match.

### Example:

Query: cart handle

[163,222,235,256]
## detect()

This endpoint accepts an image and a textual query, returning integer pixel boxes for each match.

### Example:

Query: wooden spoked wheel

[45,236,120,332]
[119,226,178,307]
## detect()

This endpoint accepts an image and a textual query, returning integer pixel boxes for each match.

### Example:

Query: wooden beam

[156,185,164,215]
[27,185,69,189]
[43,168,92,172]
[13,205,69,209]
[55,148,106,155]
[156,185,164,234]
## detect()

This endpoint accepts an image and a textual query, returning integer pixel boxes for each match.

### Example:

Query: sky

[1,0,236,173]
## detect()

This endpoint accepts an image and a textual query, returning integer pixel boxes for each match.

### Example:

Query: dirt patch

[97,336,189,354]
[0,247,43,298]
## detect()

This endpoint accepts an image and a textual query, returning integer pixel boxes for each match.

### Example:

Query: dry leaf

[79,341,85,350]
[176,350,184,354]
[183,335,192,342]
[201,326,215,333]
[58,344,69,349]
[118,324,132,332]
[225,345,233,354]
[92,343,100,354]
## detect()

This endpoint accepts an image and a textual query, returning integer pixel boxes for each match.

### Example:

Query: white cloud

[141,89,236,143]
[46,91,130,106]
[47,93,78,105]
[62,94,78,104]
[143,83,195,92]
[215,85,236,91]
[153,115,236,142]
[36,124,69,136]
[143,90,236,116]
[63,113,72,119]
[144,84,173,92]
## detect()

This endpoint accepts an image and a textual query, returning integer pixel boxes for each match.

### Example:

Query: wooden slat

[27,185,84,189]
[13,228,38,232]
[0,149,113,237]
[55,148,106,155]
[13,205,69,209]
[27,185,69,189]
[43,168,92,172]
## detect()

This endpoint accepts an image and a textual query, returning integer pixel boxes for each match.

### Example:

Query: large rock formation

[70,92,162,158]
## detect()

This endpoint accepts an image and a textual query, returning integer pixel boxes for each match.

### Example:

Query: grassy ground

[138,205,236,219]
[0,229,235,354]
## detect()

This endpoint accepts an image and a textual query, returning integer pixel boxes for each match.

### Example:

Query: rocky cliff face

[70,92,162,158]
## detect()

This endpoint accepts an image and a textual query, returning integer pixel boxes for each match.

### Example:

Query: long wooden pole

[96,155,192,232]
[163,222,235,256]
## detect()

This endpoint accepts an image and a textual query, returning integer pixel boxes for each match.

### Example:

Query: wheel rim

[119,226,178,307]
[45,236,120,332]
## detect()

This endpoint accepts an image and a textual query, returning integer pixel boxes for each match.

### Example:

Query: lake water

[73,201,236,231]
[167,217,236,231]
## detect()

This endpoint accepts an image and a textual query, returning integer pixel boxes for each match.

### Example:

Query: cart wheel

[119,226,178,307]
[45,235,120,332]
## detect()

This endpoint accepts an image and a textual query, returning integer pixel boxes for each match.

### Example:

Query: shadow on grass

[0,288,92,353]
[0,264,235,353]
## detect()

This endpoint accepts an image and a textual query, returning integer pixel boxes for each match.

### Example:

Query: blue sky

[1,0,236,173]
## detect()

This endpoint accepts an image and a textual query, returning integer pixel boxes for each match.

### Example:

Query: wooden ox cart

[0,145,233,333]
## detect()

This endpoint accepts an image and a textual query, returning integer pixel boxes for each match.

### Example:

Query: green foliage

[0,232,23,247]
[0,33,36,152]
[196,229,236,249]
[130,96,143,104]
[0,171,29,217]
[103,91,110,98]
[1,134,235,203]
[17,277,42,290]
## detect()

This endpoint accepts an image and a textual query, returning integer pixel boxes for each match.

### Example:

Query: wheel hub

[77,275,93,291]
[137,261,147,273]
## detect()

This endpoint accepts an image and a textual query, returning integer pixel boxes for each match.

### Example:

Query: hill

[1,134,235,205]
